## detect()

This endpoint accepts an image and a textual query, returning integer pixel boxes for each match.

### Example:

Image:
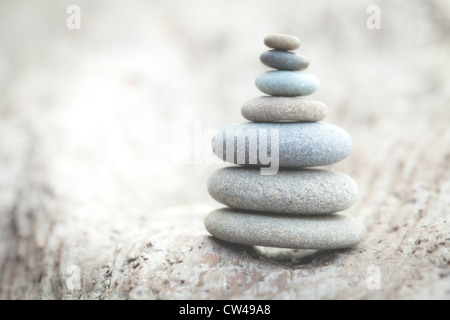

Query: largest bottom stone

[205,208,365,249]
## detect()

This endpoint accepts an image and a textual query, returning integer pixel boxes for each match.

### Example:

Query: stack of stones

[205,34,364,250]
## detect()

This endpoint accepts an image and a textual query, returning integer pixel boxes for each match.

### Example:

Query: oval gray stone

[204,208,365,249]
[264,34,300,51]
[260,50,309,71]
[208,167,358,214]
[212,122,352,167]
[255,71,319,97]
[241,96,327,122]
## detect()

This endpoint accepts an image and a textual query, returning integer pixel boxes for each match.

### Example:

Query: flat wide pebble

[260,50,309,71]
[264,34,300,51]
[205,208,365,249]
[241,96,327,122]
[212,122,352,167]
[255,71,319,96]
[208,167,358,214]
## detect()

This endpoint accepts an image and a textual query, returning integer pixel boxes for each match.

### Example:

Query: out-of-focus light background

[0,0,449,299]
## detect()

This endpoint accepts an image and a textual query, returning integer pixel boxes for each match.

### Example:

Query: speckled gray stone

[241,96,327,122]
[204,208,365,249]
[212,122,352,167]
[264,34,300,51]
[260,50,309,71]
[208,167,358,214]
[255,71,319,96]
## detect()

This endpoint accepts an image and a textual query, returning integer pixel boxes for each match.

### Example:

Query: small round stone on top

[264,34,300,51]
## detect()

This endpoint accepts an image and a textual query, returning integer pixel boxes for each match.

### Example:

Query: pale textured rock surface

[264,34,301,50]
[0,0,449,300]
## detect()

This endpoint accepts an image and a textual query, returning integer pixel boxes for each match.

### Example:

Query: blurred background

[0,0,449,240]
